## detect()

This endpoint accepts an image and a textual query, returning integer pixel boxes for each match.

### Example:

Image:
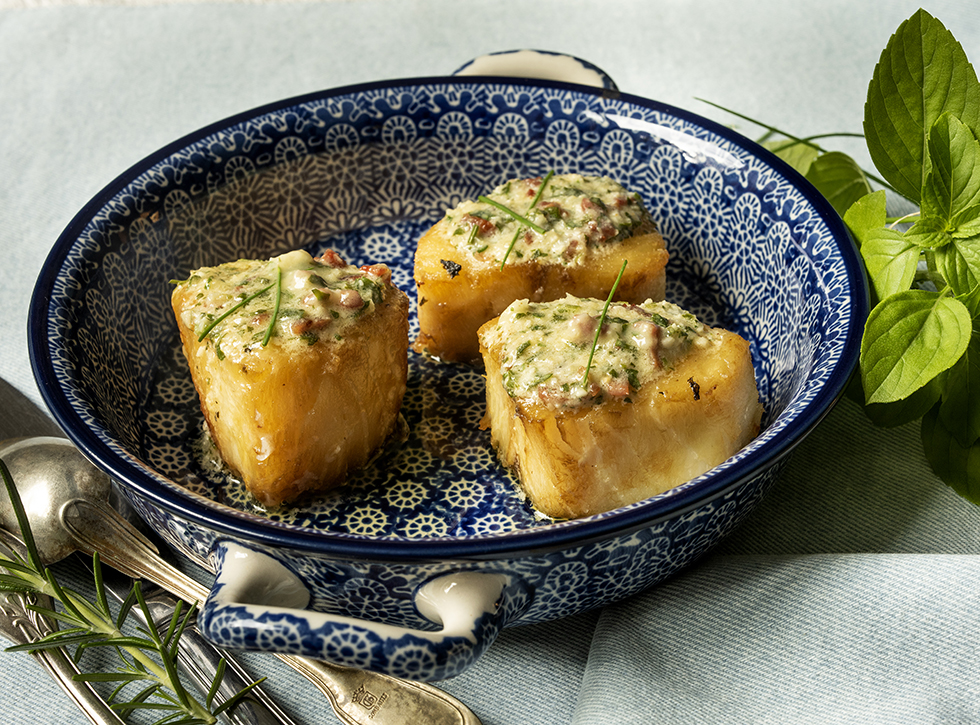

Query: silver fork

[100,564,297,725]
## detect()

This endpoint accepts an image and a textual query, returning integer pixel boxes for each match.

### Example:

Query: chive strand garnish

[196,282,275,342]
[500,226,524,271]
[261,260,283,346]
[478,196,546,234]
[498,170,554,269]
[527,169,554,211]
[583,259,628,389]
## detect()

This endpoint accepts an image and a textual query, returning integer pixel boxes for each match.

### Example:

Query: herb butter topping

[444,173,652,267]
[484,294,722,411]
[173,249,392,360]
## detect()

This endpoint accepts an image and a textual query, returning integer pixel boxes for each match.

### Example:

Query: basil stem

[583,259,628,389]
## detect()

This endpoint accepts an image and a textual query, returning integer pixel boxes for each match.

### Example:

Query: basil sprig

[713,9,980,503]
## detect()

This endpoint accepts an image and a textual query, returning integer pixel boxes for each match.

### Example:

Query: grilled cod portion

[171,249,409,507]
[414,173,668,363]
[478,295,762,519]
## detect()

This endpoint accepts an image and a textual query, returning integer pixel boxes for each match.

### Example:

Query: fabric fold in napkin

[573,553,980,724]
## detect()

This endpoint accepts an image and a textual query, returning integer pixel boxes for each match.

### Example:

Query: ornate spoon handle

[277,656,479,725]
[61,497,483,725]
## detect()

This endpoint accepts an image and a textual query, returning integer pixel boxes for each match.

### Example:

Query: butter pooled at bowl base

[171,249,410,508]
[414,173,669,364]
[478,294,763,519]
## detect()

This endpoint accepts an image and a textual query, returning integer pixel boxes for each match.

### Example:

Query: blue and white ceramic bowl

[30,65,867,681]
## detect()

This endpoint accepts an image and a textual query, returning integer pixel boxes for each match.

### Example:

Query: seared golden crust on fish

[172,249,409,507]
[478,296,762,519]
[414,173,668,363]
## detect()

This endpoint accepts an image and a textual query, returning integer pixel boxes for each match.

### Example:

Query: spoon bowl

[0,437,112,565]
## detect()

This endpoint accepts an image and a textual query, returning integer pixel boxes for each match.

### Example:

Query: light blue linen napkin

[576,553,980,724]
[558,391,980,724]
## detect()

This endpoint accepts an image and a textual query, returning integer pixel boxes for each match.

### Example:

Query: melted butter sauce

[174,249,392,360]
[484,294,721,411]
[444,173,652,266]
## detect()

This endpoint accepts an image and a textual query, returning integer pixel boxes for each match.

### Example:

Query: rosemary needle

[583,259,628,389]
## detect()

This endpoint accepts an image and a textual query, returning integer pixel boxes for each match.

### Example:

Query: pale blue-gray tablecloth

[2,1,980,723]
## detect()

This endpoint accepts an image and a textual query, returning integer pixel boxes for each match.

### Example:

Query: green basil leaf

[843,190,888,249]
[920,113,980,222]
[863,9,980,203]
[860,289,972,404]
[860,226,919,300]
[766,140,819,176]
[844,189,888,255]
[957,280,980,318]
[804,151,873,217]
[921,402,980,504]
[950,205,980,239]
[939,333,980,447]
[934,237,980,296]
[864,372,943,428]
[905,215,952,249]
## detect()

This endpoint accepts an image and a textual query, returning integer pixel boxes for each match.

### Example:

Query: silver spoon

[0,435,482,725]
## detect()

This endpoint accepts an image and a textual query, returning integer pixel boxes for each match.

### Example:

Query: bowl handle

[450,49,618,90]
[198,541,517,681]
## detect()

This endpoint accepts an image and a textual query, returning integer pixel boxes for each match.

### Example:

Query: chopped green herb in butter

[173,249,392,360]
[444,173,653,267]
[483,294,721,410]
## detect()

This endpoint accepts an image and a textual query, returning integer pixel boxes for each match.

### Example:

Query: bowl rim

[29,74,869,562]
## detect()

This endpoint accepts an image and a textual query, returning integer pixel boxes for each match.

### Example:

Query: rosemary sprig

[0,457,262,724]
[500,170,554,270]
[583,259,628,389]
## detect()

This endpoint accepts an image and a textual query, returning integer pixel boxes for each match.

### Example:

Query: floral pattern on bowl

[32,76,867,678]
